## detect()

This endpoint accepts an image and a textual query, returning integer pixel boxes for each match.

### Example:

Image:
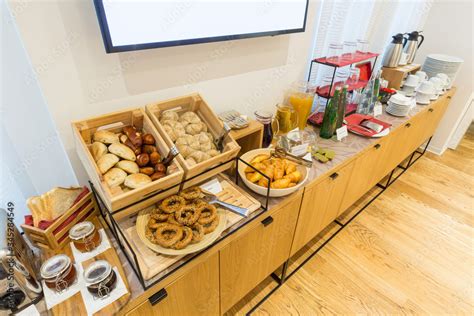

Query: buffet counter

[110,88,454,315]
[37,89,454,316]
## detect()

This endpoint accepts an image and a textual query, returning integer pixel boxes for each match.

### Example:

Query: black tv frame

[93,0,309,53]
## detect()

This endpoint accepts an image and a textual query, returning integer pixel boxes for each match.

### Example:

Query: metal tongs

[201,189,249,218]
[214,122,232,152]
[271,147,313,167]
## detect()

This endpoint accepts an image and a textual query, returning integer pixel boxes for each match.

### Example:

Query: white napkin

[80,267,129,316]
[16,303,40,316]
[42,264,84,310]
[71,229,111,263]
[200,178,223,194]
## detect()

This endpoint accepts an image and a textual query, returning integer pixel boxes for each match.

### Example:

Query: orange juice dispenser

[285,81,316,131]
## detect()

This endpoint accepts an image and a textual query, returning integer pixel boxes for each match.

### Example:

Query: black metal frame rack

[90,156,271,291]
[246,137,432,315]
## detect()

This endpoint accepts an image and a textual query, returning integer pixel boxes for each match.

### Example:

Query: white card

[199,178,223,194]
[374,104,383,117]
[291,143,309,156]
[71,229,111,264]
[43,264,85,310]
[336,126,348,141]
[80,267,129,316]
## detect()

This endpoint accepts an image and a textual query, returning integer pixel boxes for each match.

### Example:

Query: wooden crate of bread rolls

[72,108,184,214]
[146,93,241,182]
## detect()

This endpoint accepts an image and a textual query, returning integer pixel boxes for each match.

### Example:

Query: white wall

[415,0,473,154]
[2,0,78,226]
[7,0,320,185]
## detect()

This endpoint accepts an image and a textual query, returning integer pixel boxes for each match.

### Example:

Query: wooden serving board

[121,174,261,281]
[42,218,131,316]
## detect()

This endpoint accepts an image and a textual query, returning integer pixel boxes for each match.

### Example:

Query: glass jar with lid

[40,254,77,292]
[84,260,117,299]
[69,221,101,253]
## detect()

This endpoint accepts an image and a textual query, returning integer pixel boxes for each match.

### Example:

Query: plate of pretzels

[136,186,226,255]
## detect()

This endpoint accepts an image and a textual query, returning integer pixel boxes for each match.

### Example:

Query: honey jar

[40,255,77,292]
[69,221,101,253]
[84,260,117,298]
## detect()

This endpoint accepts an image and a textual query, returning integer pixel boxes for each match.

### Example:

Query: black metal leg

[307,61,314,82]
[328,67,337,96]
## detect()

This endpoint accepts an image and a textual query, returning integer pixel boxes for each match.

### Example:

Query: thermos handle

[417,34,425,48]
[402,36,408,47]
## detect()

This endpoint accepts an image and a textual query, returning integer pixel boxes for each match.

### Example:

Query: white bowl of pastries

[238,148,309,197]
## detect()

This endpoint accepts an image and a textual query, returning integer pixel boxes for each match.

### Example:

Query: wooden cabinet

[126,253,219,316]
[219,193,302,313]
[291,162,354,256]
[422,96,450,141]
[338,137,392,214]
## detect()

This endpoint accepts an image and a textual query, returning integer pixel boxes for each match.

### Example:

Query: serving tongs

[271,147,313,168]
[201,189,249,218]
[214,122,232,152]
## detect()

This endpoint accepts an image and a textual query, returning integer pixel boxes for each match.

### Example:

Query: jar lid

[40,254,71,279]
[84,260,112,285]
[69,221,95,240]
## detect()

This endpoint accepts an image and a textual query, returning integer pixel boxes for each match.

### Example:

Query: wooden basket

[72,108,184,212]
[146,93,241,182]
[21,191,98,251]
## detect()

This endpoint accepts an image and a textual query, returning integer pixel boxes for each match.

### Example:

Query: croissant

[251,154,271,164]
[285,163,297,175]
[283,170,302,183]
[271,178,291,189]
[246,172,262,183]
[273,165,285,180]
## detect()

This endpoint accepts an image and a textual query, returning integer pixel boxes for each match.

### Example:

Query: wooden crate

[21,191,98,251]
[382,63,421,89]
[146,93,241,182]
[72,108,184,212]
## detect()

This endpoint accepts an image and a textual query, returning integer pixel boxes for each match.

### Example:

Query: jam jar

[40,255,77,292]
[84,260,117,298]
[69,221,101,253]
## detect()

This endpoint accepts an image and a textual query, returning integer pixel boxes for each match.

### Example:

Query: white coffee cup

[405,74,420,87]
[418,81,436,97]
[415,71,428,81]
[436,73,451,90]
[401,84,416,97]
[429,77,443,94]
[416,91,431,105]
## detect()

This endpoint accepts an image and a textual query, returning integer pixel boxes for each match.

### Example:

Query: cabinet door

[422,96,450,140]
[338,139,390,215]
[220,194,301,313]
[291,162,354,256]
[126,253,219,316]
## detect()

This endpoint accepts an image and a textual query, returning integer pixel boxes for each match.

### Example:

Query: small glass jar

[327,43,343,63]
[343,41,357,61]
[254,110,278,148]
[84,260,117,299]
[357,39,369,54]
[69,221,101,253]
[40,254,77,292]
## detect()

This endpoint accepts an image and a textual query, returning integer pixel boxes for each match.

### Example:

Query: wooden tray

[118,174,261,281]
[146,93,240,181]
[72,108,184,212]
[21,191,98,251]
[42,218,130,316]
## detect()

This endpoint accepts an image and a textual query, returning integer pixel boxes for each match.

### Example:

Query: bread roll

[97,153,119,174]
[116,160,139,174]
[124,173,152,189]
[91,142,108,161]
[93,130,119,144]
[160,110,179,122]
[109,143,136,161]
[104,168,127,187]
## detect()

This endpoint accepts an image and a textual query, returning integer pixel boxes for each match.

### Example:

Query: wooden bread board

[42,218,130,316]
[120,174,261,282]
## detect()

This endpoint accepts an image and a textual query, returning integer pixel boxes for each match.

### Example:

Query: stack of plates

[422,54,463,88]
[386,93,415,117]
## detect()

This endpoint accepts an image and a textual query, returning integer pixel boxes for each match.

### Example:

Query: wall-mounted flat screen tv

[94,0,309,53]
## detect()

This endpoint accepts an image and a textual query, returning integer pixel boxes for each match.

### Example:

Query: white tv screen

[94,0,309,53]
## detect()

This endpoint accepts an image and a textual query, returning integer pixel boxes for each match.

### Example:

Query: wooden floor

[227,127,474,315]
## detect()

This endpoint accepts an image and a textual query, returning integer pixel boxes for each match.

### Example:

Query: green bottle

[320,87,341,139]
[336,85,348,129]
